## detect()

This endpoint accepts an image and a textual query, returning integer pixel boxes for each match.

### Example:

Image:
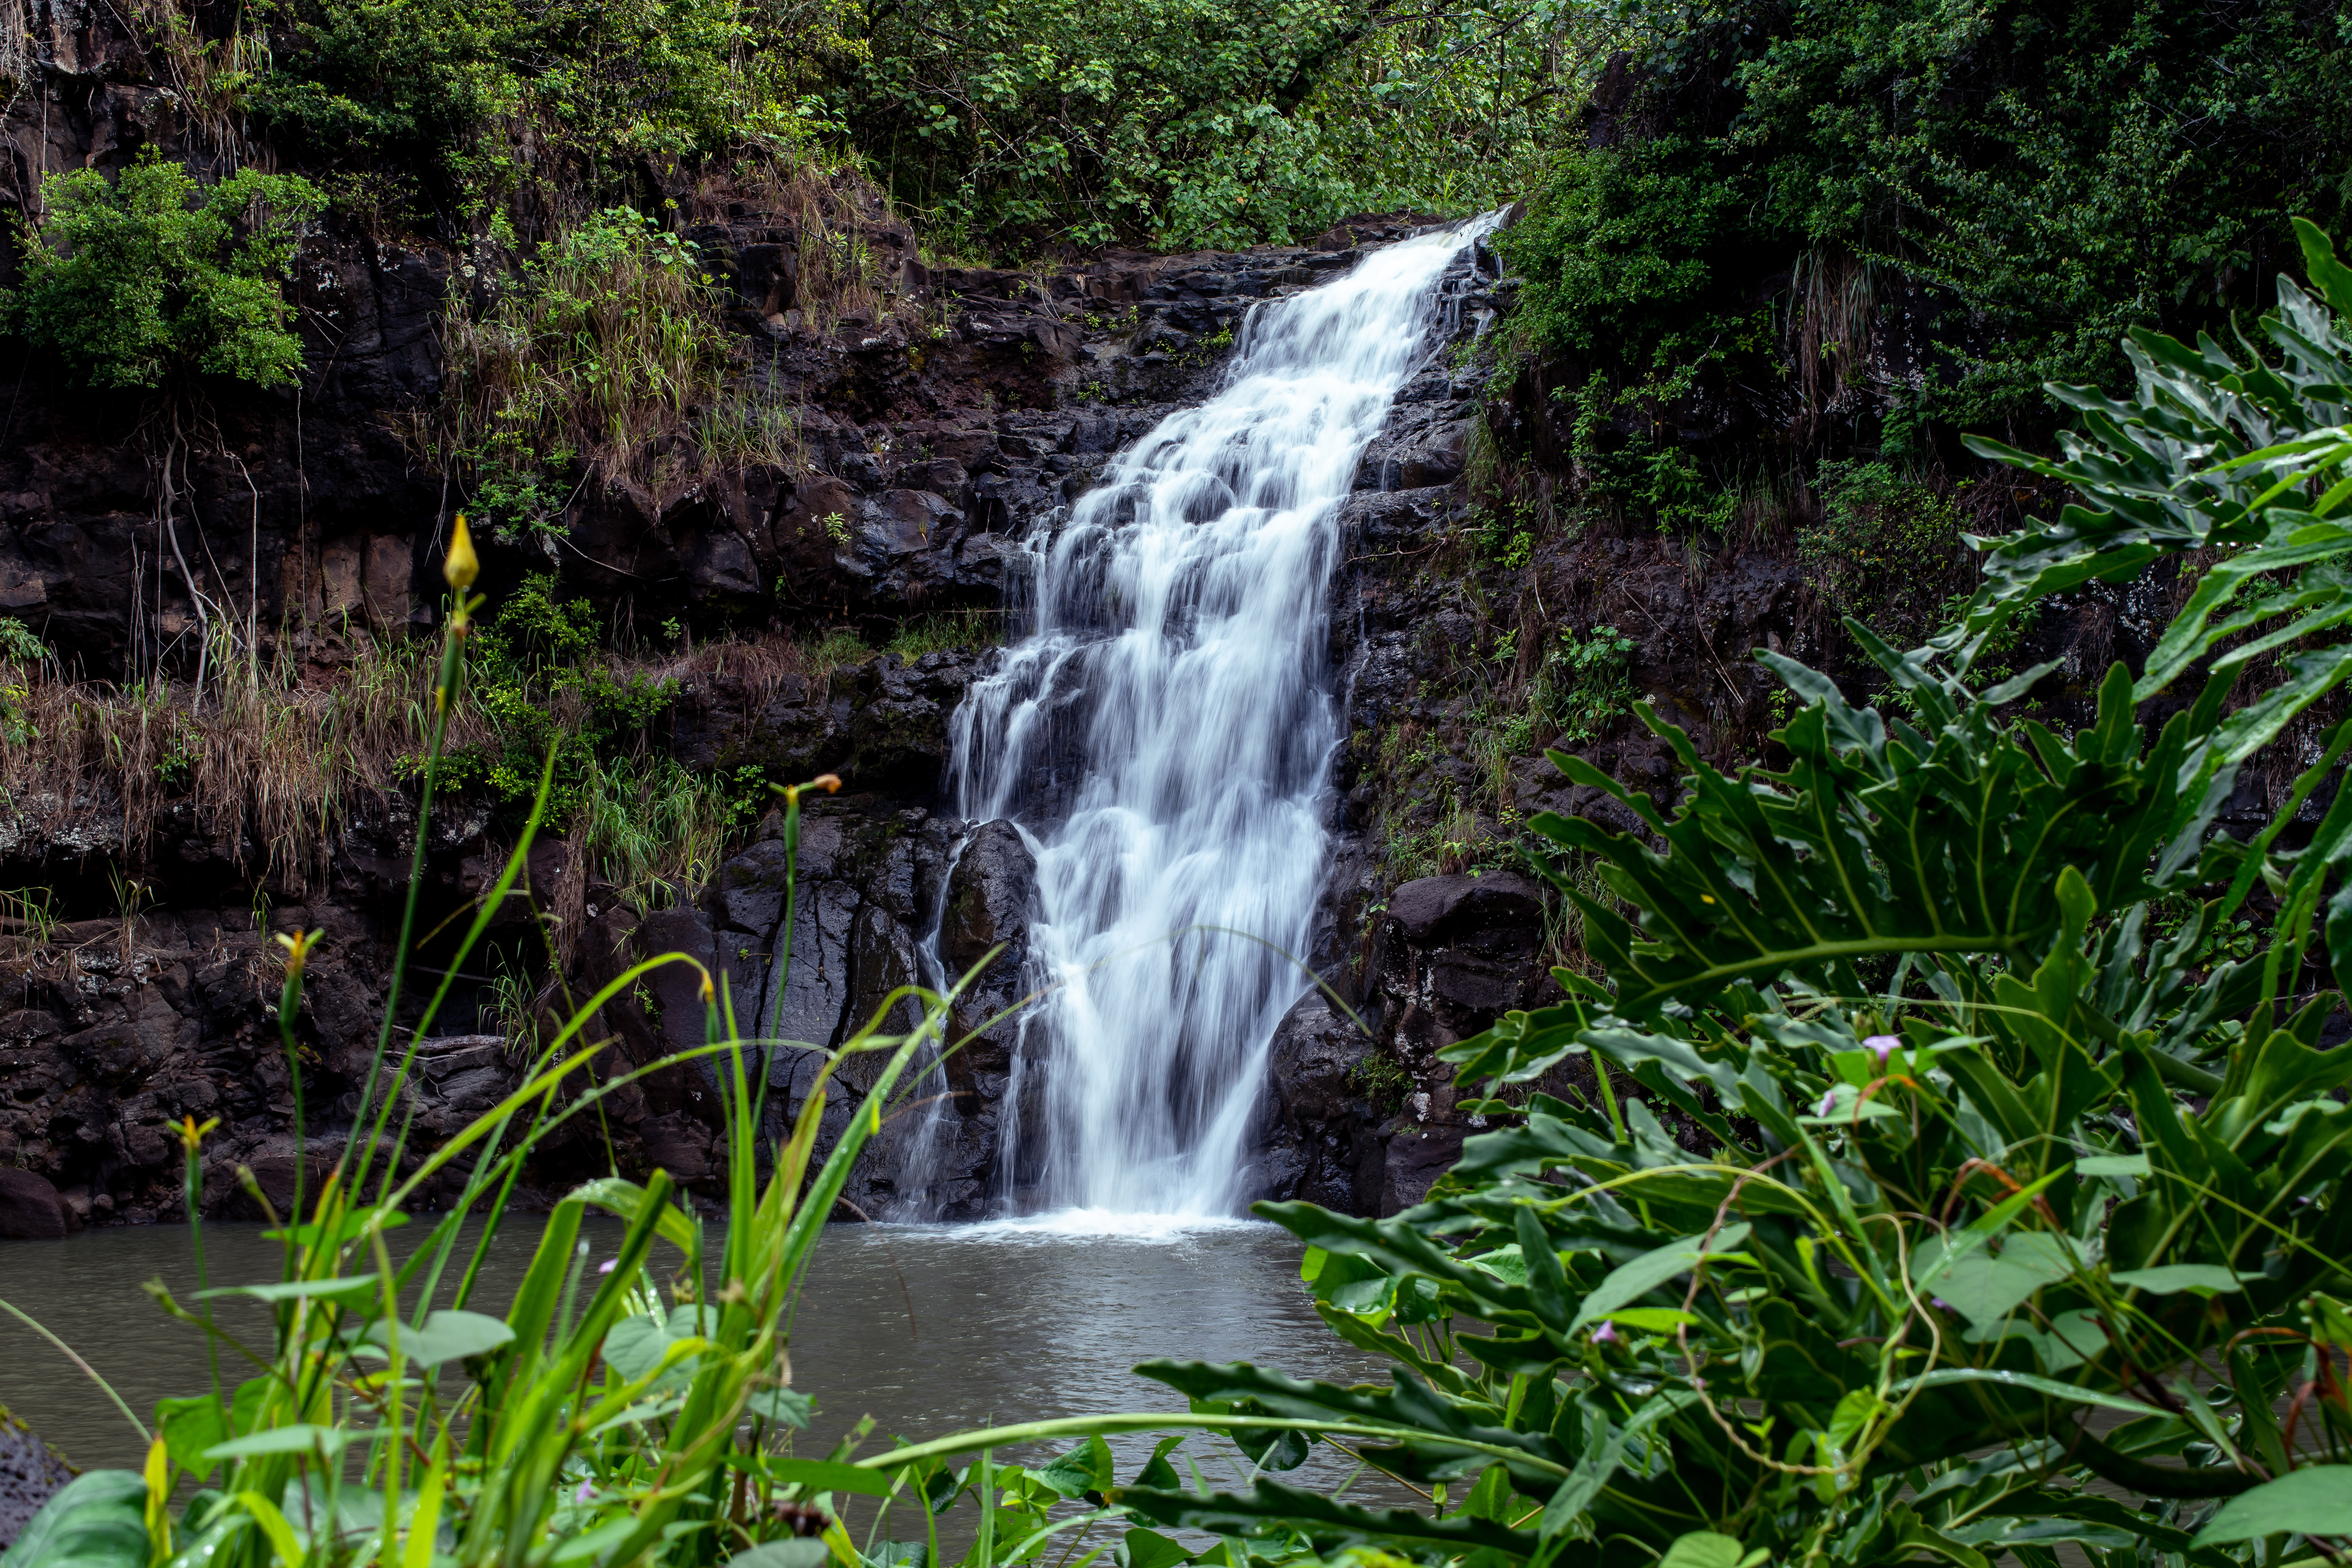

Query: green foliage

[2,155,323,390]
[805,627,871,670]
[1348,1049,1414,1115]
[1797,461,1965,643]
[0,619,50,664]
[884,613,1000,661]
[1476,500,1537,569]
[846,0,1583,252]
[1503,138,1752,371]
[1948,218,2352,750]
[1548,364,1750,532]
[1502,0,2352,431]
[577,754,768,912]
[441,573,677,817]
[1537,625,1636,745]
[249,0,851,198]
[441,209,730,537]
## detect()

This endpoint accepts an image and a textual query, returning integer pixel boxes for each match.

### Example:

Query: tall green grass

[0,528,1400,1568]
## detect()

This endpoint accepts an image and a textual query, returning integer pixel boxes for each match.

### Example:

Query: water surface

[0,1214,1396,1507]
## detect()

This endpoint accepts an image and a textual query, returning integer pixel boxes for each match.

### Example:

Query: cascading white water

[941,219,1492,1220]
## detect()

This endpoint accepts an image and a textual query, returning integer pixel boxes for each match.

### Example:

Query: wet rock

[406,1036,518,1137]
[1387,873,1545,946]
[0,1169,70,1240]
[1254,995,1383,1211]
[943,820,1035,975]
[766,881,859,1052]
[686,527,762,599]
[1248,869,1563,1217]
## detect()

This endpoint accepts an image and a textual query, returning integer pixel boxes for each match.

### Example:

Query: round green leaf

[1656,1531,1746,1568]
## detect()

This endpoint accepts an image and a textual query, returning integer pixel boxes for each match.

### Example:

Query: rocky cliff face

[0,0,2192,1229]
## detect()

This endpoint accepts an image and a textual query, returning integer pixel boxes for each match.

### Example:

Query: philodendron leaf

[601,1305,705,1383]
[1913,1233,2077,1326]
[1117,1527,1195,1568]
[154,1396,228,1475]
[1037,1436,1115,1499]
[2192,1465,2352,1544]
[747,1389,815,1429]
[358,1310,516,1368]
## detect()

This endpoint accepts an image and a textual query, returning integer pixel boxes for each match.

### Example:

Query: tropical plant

[438,211,731,540]
[1075,225,2352,1568]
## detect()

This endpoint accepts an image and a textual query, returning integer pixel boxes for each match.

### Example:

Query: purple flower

[1815,1090,1839,1117]
[1593,1321,1619,1344]
[1863,1035,1900,1063]
[598,1258,618,1275]
[1932,1297,1952,1312]
[575,1481,593,1504]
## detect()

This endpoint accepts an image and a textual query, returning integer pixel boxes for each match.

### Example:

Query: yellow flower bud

[444,514,480,591]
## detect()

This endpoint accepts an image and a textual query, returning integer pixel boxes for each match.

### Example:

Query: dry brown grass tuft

[0,0,26,93]
[0,635,489,893]
[0,623,870,913]
[680,152,913,337]
[434,209,740,528]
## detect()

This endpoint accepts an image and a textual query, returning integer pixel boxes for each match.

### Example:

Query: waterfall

[936,218,1493,1221]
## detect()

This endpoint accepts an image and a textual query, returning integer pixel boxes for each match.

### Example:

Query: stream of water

[931,219,1494,1218]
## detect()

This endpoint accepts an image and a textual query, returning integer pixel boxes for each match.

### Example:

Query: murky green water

[0,1214,1397,1510]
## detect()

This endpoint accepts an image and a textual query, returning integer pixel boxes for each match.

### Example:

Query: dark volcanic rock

[0,1409,76,1549]
[1248,870,1565,1216]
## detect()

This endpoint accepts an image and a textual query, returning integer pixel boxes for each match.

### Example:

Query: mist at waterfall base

[912,219,1494,1226]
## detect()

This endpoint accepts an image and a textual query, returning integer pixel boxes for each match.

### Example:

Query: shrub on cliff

[0,155,323,391]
